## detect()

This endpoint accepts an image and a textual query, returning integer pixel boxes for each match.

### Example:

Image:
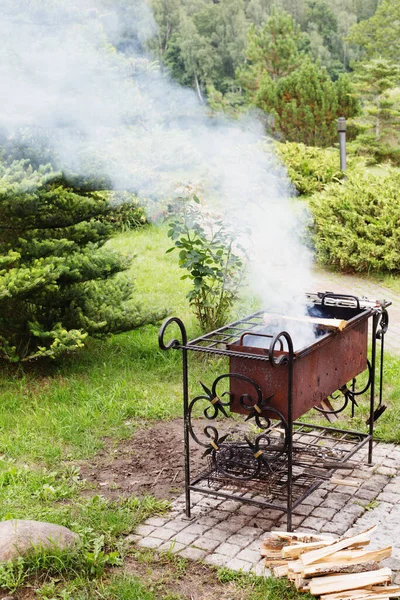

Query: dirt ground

[79,418,205,501]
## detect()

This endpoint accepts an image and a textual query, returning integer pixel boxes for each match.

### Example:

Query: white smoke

[0,0,316,348]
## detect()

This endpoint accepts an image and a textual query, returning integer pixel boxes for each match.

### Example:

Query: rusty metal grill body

[158,292,390,531]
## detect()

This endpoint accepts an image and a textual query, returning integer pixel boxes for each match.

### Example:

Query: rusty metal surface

[229,313,370,421]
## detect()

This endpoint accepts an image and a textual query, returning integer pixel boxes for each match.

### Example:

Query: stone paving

[133,441,400,582]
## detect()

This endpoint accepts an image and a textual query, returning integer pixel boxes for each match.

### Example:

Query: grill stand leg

[183,346,191,518]
[368,313,379,464]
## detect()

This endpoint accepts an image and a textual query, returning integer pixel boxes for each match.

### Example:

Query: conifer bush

[0,160,164,362]
[309,169,400,273]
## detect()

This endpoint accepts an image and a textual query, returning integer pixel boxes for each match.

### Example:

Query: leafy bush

[102,191,147,232]
[309,169,400,272]
[167,196,246,332]
[275,142,357,196]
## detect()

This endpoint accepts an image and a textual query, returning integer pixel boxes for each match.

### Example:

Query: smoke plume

[0,0,316,348]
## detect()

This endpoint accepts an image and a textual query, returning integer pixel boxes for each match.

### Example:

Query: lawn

[0,223,399,598]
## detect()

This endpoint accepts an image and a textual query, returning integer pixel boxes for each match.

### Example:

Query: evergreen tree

[350,58,400,163]
[347,0,400,62]
[255,60,359,146]
[0,160,164,362]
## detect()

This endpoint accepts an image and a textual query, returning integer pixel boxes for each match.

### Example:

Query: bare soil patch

[79,418,204,501]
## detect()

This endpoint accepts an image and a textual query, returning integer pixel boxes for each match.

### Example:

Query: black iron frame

[158,296,390,531]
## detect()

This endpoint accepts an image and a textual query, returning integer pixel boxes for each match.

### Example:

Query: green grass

[0,222,399,598]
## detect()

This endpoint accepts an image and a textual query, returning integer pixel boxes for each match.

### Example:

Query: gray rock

[0,520,79,562]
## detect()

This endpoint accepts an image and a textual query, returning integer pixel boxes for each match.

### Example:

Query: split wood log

[264,559,289,567]
[308,567,392,596]
[260,547,284,558]
[263,313,348,331]
[330,477,360,487]
[294,575,310,592]
[321,589,400,600]
[302,547,392,575]
[270,531,334,544]
[273,564,289,578]
[282,539,336,559]
[300,526,376,566]
[302,560,380,578]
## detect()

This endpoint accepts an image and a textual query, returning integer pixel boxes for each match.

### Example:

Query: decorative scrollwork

[376,308,389,340]
[188,372,289,481]
[269,331,294,367]
[158,317,187,351]
[314,361,372,416]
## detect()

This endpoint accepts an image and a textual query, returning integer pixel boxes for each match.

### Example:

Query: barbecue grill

[159,292,390,531]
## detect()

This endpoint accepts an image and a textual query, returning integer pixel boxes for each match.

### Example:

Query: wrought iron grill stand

[158,294,390,531]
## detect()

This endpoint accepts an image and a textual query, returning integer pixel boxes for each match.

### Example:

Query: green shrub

[309,169,400,272]
[102,191,147,232]
[275,142,356,196]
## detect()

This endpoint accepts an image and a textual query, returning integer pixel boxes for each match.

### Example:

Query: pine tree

[350,58,400,163]
[0,160,164,362]
[254,60,359,146]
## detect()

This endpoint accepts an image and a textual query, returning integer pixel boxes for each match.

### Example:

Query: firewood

[302,560,380,578]
[300,526,376,566]
[260,547,283,558]
[270,531,334,544]
[308,567,392,596]
[273,564,289,578]
[321,590,400,600]
[264,558,289,567]
[302,546,392,572]
[283,538,337,559]
[330,477,360,487]
[321,592,392,600]
[263,313,348,331]
[294,575,310,592]
[287,559,303,574]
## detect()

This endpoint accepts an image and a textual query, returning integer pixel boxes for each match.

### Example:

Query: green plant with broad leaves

[167,195,246,332]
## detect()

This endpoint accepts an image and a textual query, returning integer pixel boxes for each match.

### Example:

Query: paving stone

[377,491,400,504]
[236,547,262,563]
[149,527,176,541]
[225,557,252,572]
[225,533,254,547]
[214,520,244,533]
[311,507,336,520]
[215,542,241,557]
[239,505,262,516]
[203,553,230,567]
[162,519,191,533]
[194,537,221,552]
[173,531,199,545]
[293,503,314,516]
[196,516,224,527]
[181,524,210,536]
[342,503,364,518]
[145,516,170,527]
[238,526,260,539]
[301,516,328,532]
[219,500,241,512]
[158,541,186,554]
[321,520,350,536]
[302,489,328,505]
[136,524,155,536]
[202,528,231,542]
[178,546,207,561]
[138,536,164,549]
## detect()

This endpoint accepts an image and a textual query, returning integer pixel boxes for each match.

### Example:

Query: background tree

[350,58,400,163]
[346,0,400,62]
[0,160,163,362]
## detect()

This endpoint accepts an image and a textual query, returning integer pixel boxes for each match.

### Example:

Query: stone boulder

[0,520,79,562]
